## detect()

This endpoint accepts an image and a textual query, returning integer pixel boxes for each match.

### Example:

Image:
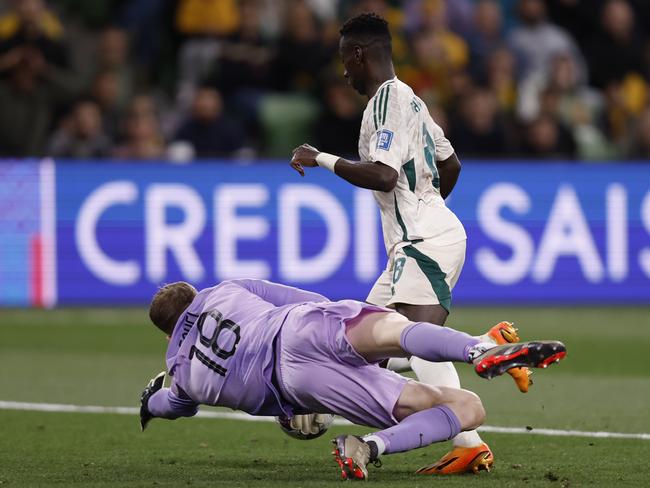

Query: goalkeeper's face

[339,37,367,96]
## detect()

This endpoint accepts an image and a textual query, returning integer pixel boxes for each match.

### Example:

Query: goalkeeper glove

[139,371,166,432]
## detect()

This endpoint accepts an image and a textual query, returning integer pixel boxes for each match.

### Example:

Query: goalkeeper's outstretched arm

[227,279,329,306]
[140,372,198,431]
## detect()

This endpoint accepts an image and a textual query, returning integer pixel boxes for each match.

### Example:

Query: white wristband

[315,152,339,172]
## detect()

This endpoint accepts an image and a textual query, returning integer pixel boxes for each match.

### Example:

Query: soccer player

[289,12,531,474]
[140,279,565,481]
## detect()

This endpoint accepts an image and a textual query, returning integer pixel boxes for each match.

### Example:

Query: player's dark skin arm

[437,152,461,200]
[290,144,398,192]
[330,159,398,192]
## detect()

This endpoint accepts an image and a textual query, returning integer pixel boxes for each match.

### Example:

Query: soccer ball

[276,413,335,440]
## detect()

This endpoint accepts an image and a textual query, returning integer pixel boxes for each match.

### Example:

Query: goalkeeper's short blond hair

[149,282,197,335]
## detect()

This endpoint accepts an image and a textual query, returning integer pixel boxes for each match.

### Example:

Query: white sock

[476,333,497,344]
[410,357,460,387]
[387,357,412,373]
[363,434,386,456]
[409,357,484,449]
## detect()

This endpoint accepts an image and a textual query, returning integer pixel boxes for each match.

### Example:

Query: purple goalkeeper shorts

[275,300,409,429]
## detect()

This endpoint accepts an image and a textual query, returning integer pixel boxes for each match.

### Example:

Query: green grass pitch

[1,306,649,487]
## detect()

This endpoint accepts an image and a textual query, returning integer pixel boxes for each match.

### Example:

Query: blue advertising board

[49,161,650,305]
[0,161,42,306]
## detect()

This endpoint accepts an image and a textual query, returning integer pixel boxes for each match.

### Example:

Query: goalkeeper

[140,279,565,481]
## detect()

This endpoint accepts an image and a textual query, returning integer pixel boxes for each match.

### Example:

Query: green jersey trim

[403,245,451,312]
[373,95,379,130]
[381,84,390,124]
[394,193,408,241]
[403,159,416,192]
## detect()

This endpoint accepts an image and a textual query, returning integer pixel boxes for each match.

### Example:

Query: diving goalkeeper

[139,279,565,481]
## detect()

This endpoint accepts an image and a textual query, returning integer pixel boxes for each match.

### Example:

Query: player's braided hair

[340,12,392,50]
[149,282,197,335]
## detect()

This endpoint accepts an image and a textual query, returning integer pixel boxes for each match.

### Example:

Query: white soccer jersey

[358,77,466,256]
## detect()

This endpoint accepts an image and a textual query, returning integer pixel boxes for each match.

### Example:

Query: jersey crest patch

[376,129,394,151]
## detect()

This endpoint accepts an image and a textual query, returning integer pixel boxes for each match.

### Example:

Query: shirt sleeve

[147,384,199,420]
[227,279,329,306]
[367,84,407,173]
[431,119,455,161]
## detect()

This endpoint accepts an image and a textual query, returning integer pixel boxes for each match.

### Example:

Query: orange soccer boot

[487,321,533,393]
[416,442,494,475]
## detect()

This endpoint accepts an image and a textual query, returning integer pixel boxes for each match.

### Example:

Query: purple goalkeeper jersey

[147,279,329,420]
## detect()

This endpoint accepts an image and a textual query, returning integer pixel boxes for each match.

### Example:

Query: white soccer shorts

[366,238,466,312]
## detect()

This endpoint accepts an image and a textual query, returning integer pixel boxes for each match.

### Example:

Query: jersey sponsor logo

[376,129,394,151]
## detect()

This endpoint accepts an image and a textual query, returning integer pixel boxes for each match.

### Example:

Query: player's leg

[385,240,527,473]
[278,315,488,481]
[341,309,565,477]
[278,304,564,480]
[393,241,532,392]
[392,303,492,471]
[333,380,486,480]
[344,309,483,364]
[344,310,564,375]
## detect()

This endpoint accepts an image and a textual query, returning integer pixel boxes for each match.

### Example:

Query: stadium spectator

[173,87,246,158]
[45,0,117,28]
[444,69,474,119]
[0,46,78,156]
[272,0,328,93]
[113,95,166,160]
[90,70,124,138]
[599,80,638,147]
[403,0,472,38]
[175,0,240,37]
[485,47,518,115]
[0,0,646,161]
[628,108,650,159]
[466,0,505,80]
[544,0,602,50]
[518,53,603,124]
[402,22,469,106]
[118,0,173,81]
[521,114,576,159]
[207,0,272,96]
[543,54,614,160]
[450,87,510,157]
[47,98,112,158]
[94,27,134,110]
[205,0,273,131]
[584,0,648,119]
[508,0,587,86]
[408,0,469,72]
[569,102,617,160]
[313,76,363,159]
[305,0,340,23]
[546,54,603,126]
[174,0,240,110]
[0,0,67,68]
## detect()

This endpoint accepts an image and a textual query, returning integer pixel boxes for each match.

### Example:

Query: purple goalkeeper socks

[399,322,480,363]
[375,405,462,454]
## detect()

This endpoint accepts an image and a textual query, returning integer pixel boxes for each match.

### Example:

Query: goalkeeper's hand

[286,413,332,436]
[139,371,165,432]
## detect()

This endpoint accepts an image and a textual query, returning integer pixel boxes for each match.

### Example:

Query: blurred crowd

[1,0,650,162]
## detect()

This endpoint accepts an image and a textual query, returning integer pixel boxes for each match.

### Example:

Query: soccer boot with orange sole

[487,321,533,393]
[332,435,380,481]
[473,340,567,379]
[416,442,494,475]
